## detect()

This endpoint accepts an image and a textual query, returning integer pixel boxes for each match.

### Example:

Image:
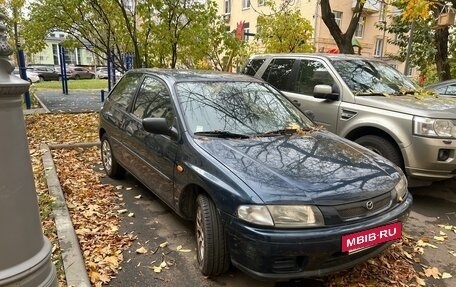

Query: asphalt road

[35,90,104,113]
[100,170,456,287]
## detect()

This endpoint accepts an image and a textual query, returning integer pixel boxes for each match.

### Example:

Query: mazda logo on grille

[365,201,374,210]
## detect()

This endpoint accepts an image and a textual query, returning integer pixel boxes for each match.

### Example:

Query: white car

[13,68,40,83]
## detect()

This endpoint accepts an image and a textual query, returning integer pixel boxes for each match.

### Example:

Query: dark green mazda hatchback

[99,69,412,280]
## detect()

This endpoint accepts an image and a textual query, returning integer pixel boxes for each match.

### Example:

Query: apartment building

[218,0,411,74]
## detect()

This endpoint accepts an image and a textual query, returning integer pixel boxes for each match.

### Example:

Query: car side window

[132,77,174,123]
[108,73,142,110]
[444,85,456,95]
[261,58,295,91]
[242,58,265,76]
[294,60,336,95]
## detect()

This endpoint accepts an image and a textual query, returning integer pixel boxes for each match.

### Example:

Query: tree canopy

[21,0,236,70]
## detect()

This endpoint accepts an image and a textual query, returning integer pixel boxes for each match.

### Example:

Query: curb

[41,143,96,287]
[32,92,50,113]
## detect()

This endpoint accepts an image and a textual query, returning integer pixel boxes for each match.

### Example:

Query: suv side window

[261,58,295,91]
[108,73,142,110]
[133,76,174,123]
[294,60,335,95]
[242,58,265,76]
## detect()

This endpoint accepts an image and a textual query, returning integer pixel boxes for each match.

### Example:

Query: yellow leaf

[176,245,182,251]
[115,185,123,190]
[415,276,426,286]
[442,272,452,279]
[89,271,101,283]
[128,212,135,217]
[178,249,191,253]
[117,209,128,214]
[449,250,456,257]
[417,240,438,249]
[433,236,446,241]
[99,273,110,283]
[105,256,119,268]
[110,225,119,232]
[424,267,440,279]
[126,187,132,190]
[439,231,447,236]
[134,195,142,199]
[159,241,168,248]
[152,266,162,273]
[160,261,167,268]
[136,247,147,254]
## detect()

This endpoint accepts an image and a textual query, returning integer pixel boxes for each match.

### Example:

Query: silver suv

[243,54,456,186]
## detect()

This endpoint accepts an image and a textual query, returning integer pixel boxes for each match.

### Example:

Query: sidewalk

[34,90,104,113]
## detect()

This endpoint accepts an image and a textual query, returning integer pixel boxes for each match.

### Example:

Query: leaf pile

[52,147,136,286]
[25,113,135,286]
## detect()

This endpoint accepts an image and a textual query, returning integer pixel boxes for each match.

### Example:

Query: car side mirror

[142,118,178,140]
[313,84,339,101]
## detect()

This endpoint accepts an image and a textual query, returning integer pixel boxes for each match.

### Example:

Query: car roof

[426,79,456,89]
[248,53,381,62]
[125,68,262,83]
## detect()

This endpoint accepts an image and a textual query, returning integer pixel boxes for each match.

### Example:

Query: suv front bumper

[404,136,456,181]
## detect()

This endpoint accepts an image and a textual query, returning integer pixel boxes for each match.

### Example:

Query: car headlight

[237,205,325,228]
[393,175,408,202]
[413,116,456,138]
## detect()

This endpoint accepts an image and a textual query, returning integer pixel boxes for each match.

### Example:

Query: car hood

[355,95,456,118]
[194,131,399,205]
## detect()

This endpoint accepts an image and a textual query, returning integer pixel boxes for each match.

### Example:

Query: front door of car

[282,59,342,132]
[124,76,177,205]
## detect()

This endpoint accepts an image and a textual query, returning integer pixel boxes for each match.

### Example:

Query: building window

[355,16,365,38]
[52,44,59,65]
[50,33,56,38]
[224,0,231,14]
[333,11,342,27]
[243,22,250,41]
[374,38,383,57]
[242,0,250,9]
[405,66,413,76]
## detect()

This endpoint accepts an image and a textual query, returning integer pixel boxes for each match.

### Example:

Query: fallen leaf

[449,250,456,257]
[134,195,142,199]
[439,231,447,236]
[160,261,167,268]
[176,245,182,251]
[152,266,162,273]
[128,212,135,217]
[433,236,446,241]
[159,241,168,248]
[442,272,452,279]
[417,240,438,249]
[136,247,147,254]
[126,187,133,190]
[415,276,426,286]
[115,185,123,190]
[178,249,191,253]
[117,209,128,214]
[424,267,440,279]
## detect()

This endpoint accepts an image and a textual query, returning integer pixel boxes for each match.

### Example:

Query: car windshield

[175,81,314,136]
[331,59,418,95]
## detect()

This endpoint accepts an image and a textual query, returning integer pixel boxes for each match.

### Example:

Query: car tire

[91,74,95,79]
[355,135,403,169]
[195,194,230,276]
[58,76,62,81]
[74,75,80,80]
[39,76,44,82]
[101,134,125,178]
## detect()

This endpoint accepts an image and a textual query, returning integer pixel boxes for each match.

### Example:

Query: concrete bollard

[0,13,57,287]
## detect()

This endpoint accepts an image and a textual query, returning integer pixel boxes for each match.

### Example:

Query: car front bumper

[404,136,456,181]
[221,195,412,280]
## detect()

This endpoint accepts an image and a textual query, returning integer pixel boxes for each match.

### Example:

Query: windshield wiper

[355,91,388,97]
[394,90,416,96]
[255,128,301,137]
[194,130,250,139]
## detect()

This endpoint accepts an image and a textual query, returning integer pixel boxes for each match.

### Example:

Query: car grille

[335,192,392,221]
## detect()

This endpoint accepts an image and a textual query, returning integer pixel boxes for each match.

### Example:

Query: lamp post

[0,13,57,287]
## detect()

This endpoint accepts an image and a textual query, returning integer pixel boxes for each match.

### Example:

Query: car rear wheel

[39,76,44,82]
[195,194,230,276]
[74,74,80,80]
[101,134,125,178]
[355,135,403,169]
[91,74,95,79]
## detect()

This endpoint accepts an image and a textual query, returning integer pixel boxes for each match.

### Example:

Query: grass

[33,79,109,90]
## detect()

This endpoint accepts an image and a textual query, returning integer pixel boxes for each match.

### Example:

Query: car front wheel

[101,134,125,178]
[355,135,403,169]
[195,194,230,276]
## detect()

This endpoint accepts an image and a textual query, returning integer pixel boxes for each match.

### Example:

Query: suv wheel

[195,194,230,276]
[39,76,44,82]
[355,135,403,169]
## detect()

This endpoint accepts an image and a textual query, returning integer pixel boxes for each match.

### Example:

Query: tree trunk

[320,0,364,54]
[434,27,450,81]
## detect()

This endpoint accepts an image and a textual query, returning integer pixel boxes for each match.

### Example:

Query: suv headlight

[237,205,325,228]
[413,116,456,138]
[393,175,408,202]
